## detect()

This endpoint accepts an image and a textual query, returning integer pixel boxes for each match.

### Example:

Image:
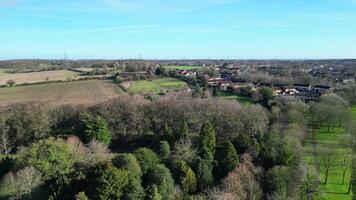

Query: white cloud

[100,0,241,14]
[6,24,221,35]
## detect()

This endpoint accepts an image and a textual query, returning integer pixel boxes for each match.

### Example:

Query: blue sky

[1,0,356,59]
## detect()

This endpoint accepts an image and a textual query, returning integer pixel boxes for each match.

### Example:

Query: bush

[6,79,16,87]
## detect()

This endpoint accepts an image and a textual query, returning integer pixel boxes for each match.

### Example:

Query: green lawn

[303,106,356,200]
[220,92,253,105]
[163,65,202,70]
[351,106,356,118]
[126,78,188,94]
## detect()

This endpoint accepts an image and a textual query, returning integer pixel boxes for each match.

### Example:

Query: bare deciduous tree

[319,148,336,185]
[341,154,350,185]
[82,140,112,168]
[0,124,12,155]
[12,166,43,199]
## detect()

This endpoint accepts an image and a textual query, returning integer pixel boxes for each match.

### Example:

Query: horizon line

[1,58,356,61]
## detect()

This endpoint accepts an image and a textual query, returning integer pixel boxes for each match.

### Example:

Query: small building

[343,78,355,84]
[294,84,311,93]
[179,70,196,77]
[312,85,333,93]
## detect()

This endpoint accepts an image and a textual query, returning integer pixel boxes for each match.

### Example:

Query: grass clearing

[303,106,356,200]
[0,80,121,106]
[71,68,94,72]
[0,70,79,85]
[163,65,203,70]
[125,78,188,94]
[220,92,253,105]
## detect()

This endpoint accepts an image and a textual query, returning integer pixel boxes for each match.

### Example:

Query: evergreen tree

[155,66,166,76]
[123,177,145,200]
[179,161,197,193]
[134,148,161,174]
[212,87,220,97]
[113,153,142,177]
[75,192,89,200]
[147,184,163,200]
[146,164,175,200]
[234,133,254,153]
[195,157,213,191]
[217,141,239,178]
[192,84,202,98]
[96,166,130,200]
[113,154,145,200]
[162,123,174,144]
[20,138,76,179]
[179,121,189,141]
[81,114,111,145]
[200,145,214,165]
[199,121,216,155]
[159,141,170,161]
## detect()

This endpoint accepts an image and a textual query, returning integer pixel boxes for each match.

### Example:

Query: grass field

[0,70,79,85]
[124,78,188,94]
[163,65,202,70]
[351,106,356,118]
[0,80,120,106]
[303,106,356,200]
[71,67,94,72]
[220,92,253,105]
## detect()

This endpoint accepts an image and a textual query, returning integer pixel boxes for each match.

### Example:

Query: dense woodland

[0,86,355,199]
[0,60,356,200]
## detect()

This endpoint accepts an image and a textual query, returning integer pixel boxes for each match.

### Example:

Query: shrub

[6,79,16,87]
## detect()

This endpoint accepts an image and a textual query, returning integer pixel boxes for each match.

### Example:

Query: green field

[125,78,188,95]
[303,106,355,200]
[351,106,356,118]
[220,92,253,105]
[163,65,202,70]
